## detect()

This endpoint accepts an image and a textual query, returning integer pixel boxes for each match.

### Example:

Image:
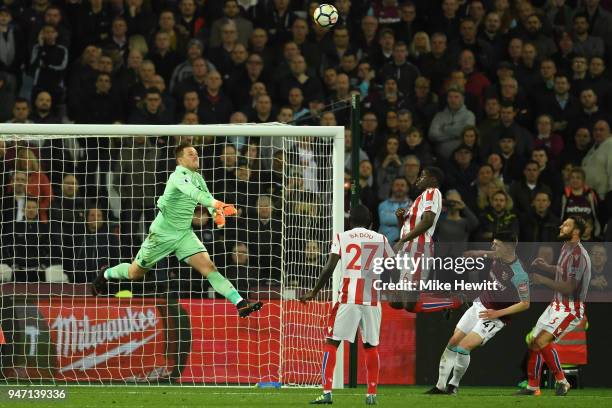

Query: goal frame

[0,123,346,389]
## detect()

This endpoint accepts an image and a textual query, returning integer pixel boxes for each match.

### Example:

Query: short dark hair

[424,166,444,186]
[493,230,518,247]
[349,204,372,228]
[568,216,587,237]
[175,142,193,159]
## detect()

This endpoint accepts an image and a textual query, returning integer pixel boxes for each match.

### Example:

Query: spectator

[15,147,52,222]
[358,159,379,213]
[378,176,412,244]
[101,16,129,60]
[155,9,190,56]
[77,73,125,123]
[531,147,563,198]
[519,192,560,242]
[572,13,605,58]
[461,125,481,163]
[278,54,323,105]
[582,120,612,200]
[509,160,553,216]
[477,96,501,157]
[169,39,205,93]
[450,18,495,73]
[534,114,564,160]
[459,49,491,106]
[129,87,174,124]
[0,7,25,92]
[0,73,14,122]
[124,0,157,37]
[539,73,581,138]
[209,0,253,48]
[248,94,275,123]
[29,25,69,115]
[589,243,609,292]
[72,206,120,283]
[6,98,32,124]
[561,167,601,238]
[1,171,28,223]
[48,174,86,277]
[475,189,519,242]
[467,163,507,212]
[113,136,158,258]
[497,102,533,158]
[3,198,51,282]
[73,0,112,54]
[445,144,479,198]
[149,31,182,85]
[177,0,205,38]
[497,130,527,185]
[198,70,233,124]
[560,127,592,166]
[374,136,403,200]
[378,41,420,98]
[410,76,439,130]
[401,155,421,200]
[344,129,368,172]
[30,91,60,124]
[435,189,479,261]
[173,57,209,100]
[49,174,86,234]
[248,195,282,284]
[429,86,476,160]
[576,87,609,133]
[223,242,253,297]
[208,20,240,77]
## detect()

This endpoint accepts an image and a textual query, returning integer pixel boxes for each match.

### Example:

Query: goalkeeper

[91,142,263,317]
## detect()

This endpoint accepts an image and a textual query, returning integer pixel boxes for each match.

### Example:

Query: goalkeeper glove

[213,200,238,216]
[214,212,226,228]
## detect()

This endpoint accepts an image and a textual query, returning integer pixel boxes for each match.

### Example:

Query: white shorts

[456,301,505,345]
[534,304,580,340]
[398,241,433,283]
[326,303,382,346]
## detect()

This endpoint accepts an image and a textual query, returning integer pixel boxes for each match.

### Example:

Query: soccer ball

[313,4,339,28]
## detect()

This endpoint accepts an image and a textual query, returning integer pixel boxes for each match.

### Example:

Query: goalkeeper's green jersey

[153,165,216,231]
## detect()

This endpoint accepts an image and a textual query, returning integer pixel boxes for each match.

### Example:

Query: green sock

[207,271,243,305]
[104,263,131,280]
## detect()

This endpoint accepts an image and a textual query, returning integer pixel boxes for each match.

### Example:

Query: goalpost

[0,123,345,387]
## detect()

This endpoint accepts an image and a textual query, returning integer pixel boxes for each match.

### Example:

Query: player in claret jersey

[391,166,464,314]
[517,216,591,397]
[300,205,394,406]
[427,231,530,395]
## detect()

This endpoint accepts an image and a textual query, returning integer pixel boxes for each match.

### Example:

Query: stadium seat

[0,264,12,282]
[44,265,69,283]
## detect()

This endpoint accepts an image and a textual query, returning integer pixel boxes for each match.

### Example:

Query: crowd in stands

[0,0,611,294]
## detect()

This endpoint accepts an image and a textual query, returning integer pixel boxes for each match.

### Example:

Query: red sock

[321,343,338,392]
[412,292,463,313]
[364,347,379,395]
[527,349,543,388]
[540,343,565,381]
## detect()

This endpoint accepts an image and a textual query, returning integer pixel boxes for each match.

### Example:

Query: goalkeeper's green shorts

[135,227,207,269]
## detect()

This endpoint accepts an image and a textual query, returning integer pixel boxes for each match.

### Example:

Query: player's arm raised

[172,174,237,225]
[531,273,577,295]
[393,211,435,252]
[300,253,341,303]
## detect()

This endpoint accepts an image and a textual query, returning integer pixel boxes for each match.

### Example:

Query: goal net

[0,123,344,386]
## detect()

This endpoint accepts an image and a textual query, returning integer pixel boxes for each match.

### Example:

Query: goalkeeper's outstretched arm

[300,254,340,302]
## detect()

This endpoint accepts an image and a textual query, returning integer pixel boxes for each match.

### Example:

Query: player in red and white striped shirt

[390,167,463,314]
[518,216,591,397]
[300,205,393,406]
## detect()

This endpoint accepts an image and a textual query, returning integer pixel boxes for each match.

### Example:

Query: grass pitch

[1,385,611,408]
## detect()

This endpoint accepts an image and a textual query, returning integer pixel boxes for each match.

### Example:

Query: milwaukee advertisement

[0,297,414,384]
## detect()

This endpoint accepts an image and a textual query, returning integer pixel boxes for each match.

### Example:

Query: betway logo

[51,307,159,357]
